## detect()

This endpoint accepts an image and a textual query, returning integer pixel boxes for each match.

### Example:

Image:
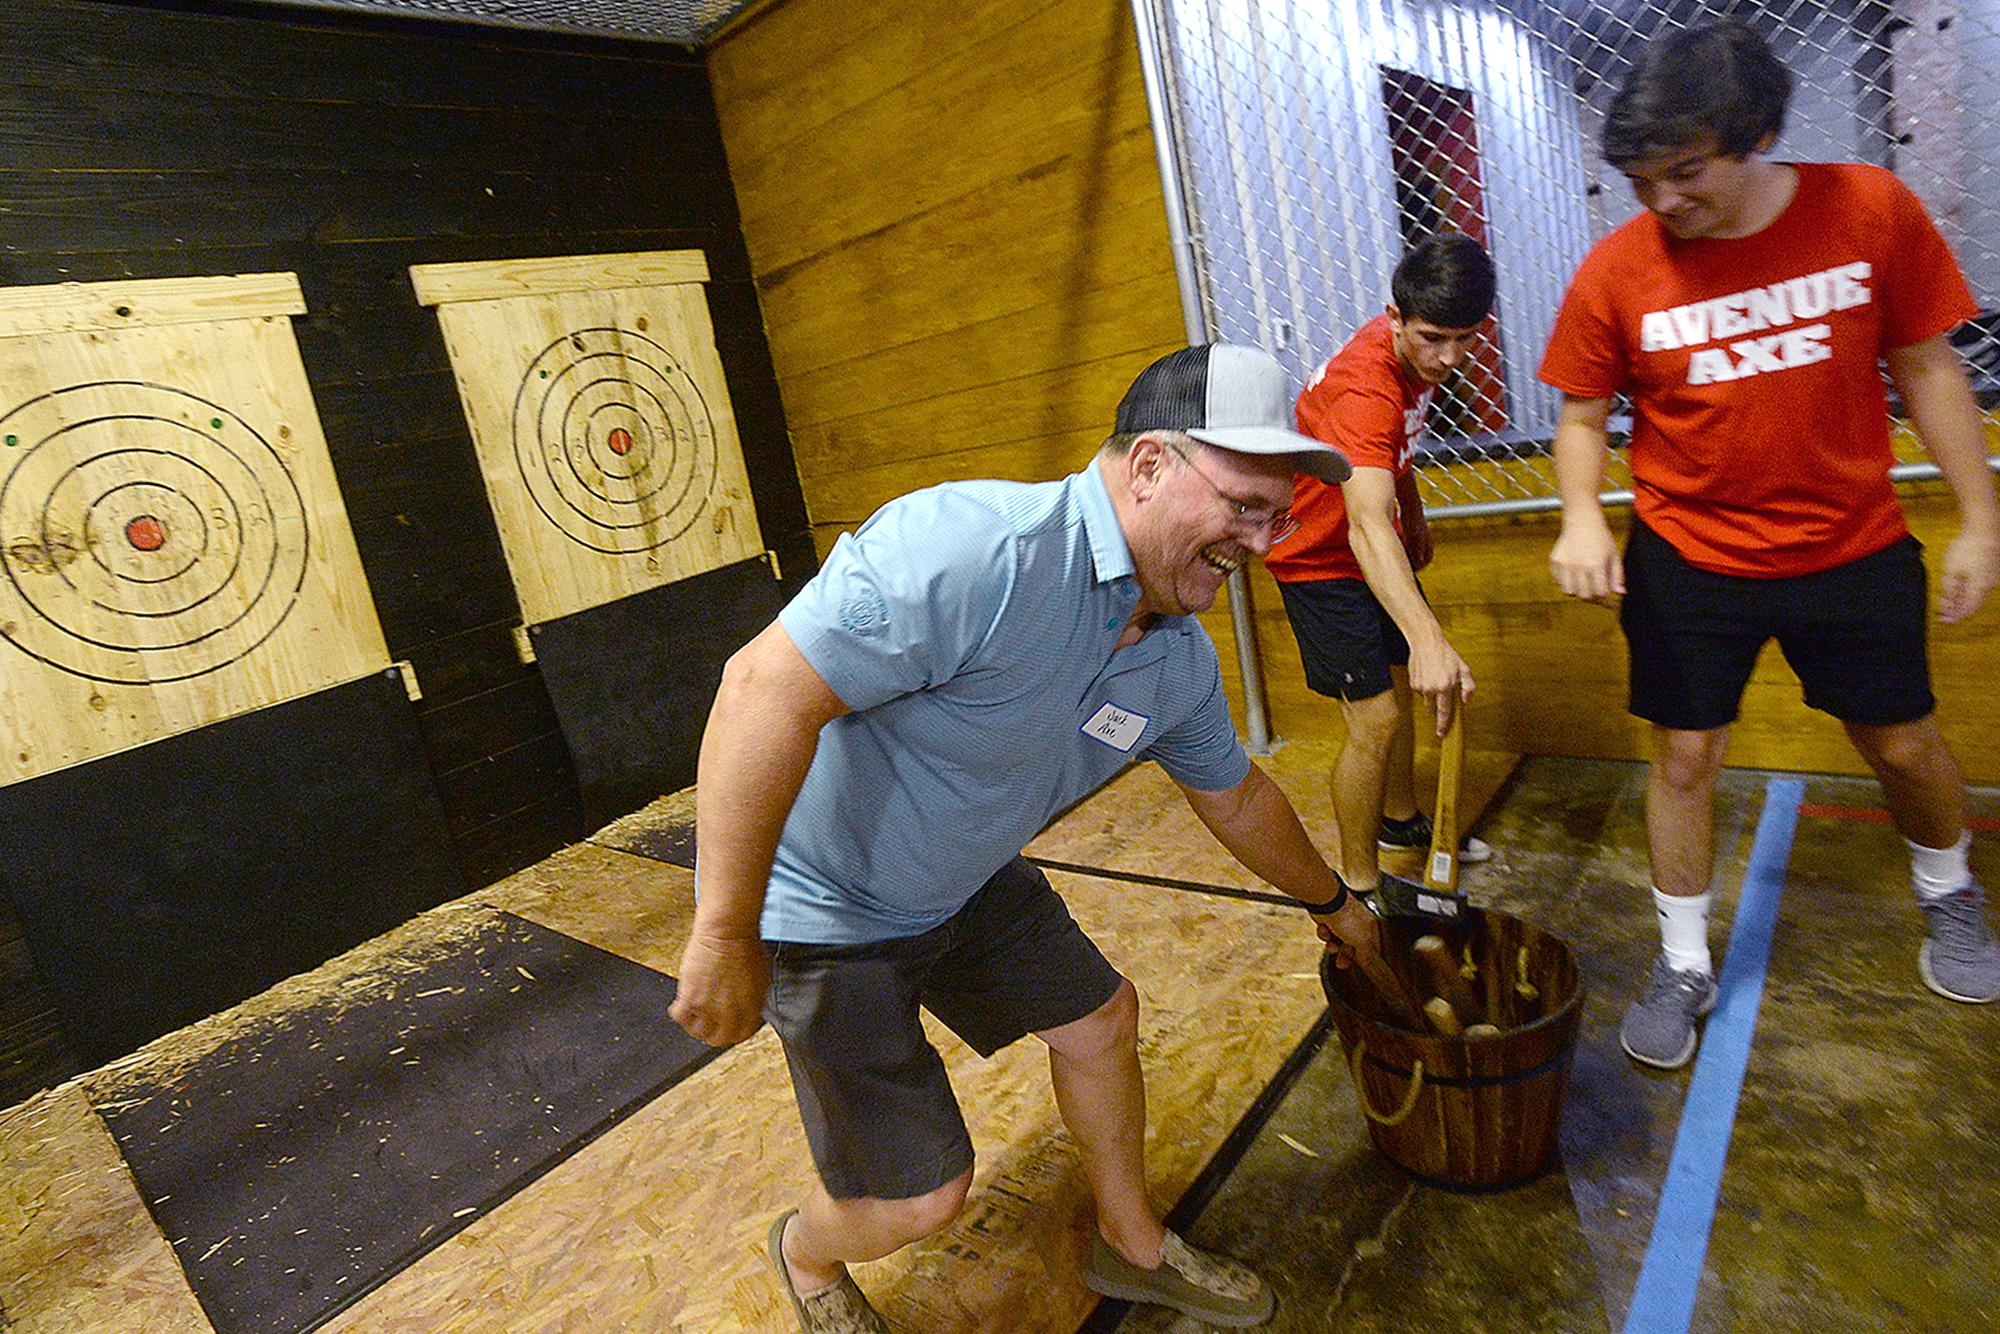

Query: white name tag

[1080,702,1148,752]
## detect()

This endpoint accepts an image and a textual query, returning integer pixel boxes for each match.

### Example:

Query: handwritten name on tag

[1080,701,1148,752]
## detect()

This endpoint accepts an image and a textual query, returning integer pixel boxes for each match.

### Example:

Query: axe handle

[1423,997,1463,1037]
[1423,708,1465,892]
[1330,941,1428,1033]
[1412,934,1484,1026]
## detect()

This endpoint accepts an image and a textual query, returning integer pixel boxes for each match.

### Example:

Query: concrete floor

[1119,759,2000,1334]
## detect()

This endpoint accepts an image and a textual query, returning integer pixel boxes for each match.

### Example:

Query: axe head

[1369,872,1468,923]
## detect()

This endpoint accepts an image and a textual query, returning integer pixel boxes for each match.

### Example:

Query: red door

[1381,67,1510,435]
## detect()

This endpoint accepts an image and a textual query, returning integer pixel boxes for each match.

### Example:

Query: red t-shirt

[1266,315,1434,582]
[1539,162,1976,578]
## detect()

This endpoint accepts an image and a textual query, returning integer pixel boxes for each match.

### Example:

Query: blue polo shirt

[763,463,1252,943]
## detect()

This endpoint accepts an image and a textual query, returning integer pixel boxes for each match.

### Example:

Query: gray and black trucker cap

[1114,344,1351,483]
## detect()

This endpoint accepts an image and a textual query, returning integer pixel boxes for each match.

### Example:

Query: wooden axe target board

[0,275,391,786]
[411,251,765,627]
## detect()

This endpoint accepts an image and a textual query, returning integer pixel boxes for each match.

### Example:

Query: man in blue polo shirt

[672,345,1384,1333]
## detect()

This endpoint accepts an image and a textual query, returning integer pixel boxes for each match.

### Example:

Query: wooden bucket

[1320,905,1584,1189]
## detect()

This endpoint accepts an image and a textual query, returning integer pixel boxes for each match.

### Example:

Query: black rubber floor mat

[96,911,719,1333]
[591,808,697,868]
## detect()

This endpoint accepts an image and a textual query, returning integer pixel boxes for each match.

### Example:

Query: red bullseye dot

[607,427,633,456]
[126,515,167,552]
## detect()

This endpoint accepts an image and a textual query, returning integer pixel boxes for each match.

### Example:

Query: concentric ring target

[511,327,719,554]
[0,381,309,684]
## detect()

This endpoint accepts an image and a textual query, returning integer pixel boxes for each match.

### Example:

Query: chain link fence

[280,0,751,43]
[1144,0,2000,515]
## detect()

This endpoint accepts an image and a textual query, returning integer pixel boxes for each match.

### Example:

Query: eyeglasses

[1167,442,1300,545]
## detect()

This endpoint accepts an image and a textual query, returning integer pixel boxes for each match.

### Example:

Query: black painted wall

[2,673,466,1070]
[0,0,812,1099]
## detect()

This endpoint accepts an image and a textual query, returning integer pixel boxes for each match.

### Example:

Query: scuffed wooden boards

[0,1085,211,1333]
[1,783,1328,1332]
[324,860,1325,1334]
[0,274,390,785]
[412,250,764,625]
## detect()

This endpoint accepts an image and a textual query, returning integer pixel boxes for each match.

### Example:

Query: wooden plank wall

[0,0,807,1094]
[1230,490,1998,785]
[708,0,1999,788]
[707,0,1187,552]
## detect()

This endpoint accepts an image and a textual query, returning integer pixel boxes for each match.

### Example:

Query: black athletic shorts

[762,856,1124,1201]
[1620,518,1934,731]
[1277,575,1411,701]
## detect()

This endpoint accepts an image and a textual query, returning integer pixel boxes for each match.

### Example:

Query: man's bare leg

[1846,715,1965,850]
[1378,668,1419,822]
[1646,725,1730,898]
[1333,685,1405,893]
[781,1172,972,1294]
[1041,979,1163,1264]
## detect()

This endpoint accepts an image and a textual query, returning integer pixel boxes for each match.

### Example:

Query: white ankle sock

[1654,887,1713,975]
[1908,832,1971,902]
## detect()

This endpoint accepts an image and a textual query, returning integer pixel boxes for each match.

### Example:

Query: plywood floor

[4,737,1506,1333]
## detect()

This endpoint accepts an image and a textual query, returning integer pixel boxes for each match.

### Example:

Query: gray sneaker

[1919,883,2000,1003]
[1083,1230,1275,1327]
[1620,955,1719,1069]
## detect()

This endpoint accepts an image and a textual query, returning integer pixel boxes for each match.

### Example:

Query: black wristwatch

[1301,880,1349,915]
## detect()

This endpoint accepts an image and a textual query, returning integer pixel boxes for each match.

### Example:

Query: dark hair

[1390,233,1495,329]
[1602,20,1791,168]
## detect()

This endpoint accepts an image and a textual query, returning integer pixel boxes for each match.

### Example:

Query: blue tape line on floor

[1622,776,1804,1334]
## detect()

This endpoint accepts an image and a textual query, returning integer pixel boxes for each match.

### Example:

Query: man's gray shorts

[762,856,1125,1201]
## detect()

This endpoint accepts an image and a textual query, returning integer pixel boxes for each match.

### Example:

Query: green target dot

[3,435,16,447]
[540,369,549,379]
[210,418,224,429]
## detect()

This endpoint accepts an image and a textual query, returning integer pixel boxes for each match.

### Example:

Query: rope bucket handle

[1347,1040,1425,1125]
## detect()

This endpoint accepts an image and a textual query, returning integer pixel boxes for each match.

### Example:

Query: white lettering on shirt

[1636,262,1870,385]
[1397,396,1427,469]
[1394,389,1434,469]
[1685,323,1831,384]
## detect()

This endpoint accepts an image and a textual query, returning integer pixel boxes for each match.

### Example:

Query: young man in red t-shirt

[1271,234,1494,903]
[1542,21,2000,1067]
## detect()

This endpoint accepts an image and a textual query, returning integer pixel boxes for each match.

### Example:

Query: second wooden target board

[413,251,764,626]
